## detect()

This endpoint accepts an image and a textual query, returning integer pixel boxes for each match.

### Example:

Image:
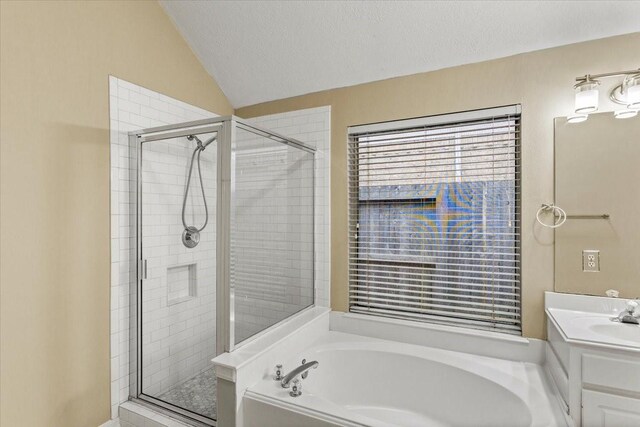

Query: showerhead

[187,134,217,151]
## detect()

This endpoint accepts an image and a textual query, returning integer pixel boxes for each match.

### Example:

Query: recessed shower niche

[129,116,315,425]
[166,263,197,305]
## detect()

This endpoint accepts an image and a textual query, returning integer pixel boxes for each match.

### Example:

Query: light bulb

[574,80,599,114]
[567,114,588,124]
[614,109,638,119]
[627,82,640,110]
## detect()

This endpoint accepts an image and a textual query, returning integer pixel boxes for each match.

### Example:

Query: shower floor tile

[158,368,217,420]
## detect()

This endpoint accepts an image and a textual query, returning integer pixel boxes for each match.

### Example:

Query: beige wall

[0,2,232,426]
[0,2,637,423]
[237,33,640,340]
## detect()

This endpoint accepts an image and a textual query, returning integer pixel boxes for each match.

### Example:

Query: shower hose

[182,143,209,233]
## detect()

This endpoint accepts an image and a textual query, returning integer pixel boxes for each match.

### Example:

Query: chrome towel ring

[536,204,567,228]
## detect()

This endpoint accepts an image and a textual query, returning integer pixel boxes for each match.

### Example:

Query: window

[348,106,521,334]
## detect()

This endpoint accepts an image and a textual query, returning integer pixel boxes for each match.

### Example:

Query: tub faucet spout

[281,360,319,388]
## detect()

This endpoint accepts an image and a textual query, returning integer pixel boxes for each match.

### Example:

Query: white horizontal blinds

[348,106,521,334]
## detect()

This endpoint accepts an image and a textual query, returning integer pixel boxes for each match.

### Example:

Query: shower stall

[128,116,315,425]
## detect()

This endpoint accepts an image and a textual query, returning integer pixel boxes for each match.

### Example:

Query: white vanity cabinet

[580,352,640,426]
[545,293,640,427]
[547,322,640,426]
[583,389,640,426]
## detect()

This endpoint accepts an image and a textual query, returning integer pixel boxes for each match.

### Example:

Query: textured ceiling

[160,1,640,108]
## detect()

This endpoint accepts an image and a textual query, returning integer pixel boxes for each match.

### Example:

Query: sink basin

[548,308,640,350]
[589,322,640,342]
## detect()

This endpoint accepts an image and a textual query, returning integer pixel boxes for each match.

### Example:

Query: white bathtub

[244,331,566,427]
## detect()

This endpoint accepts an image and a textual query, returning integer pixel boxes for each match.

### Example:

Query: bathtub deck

[246,331,568,427]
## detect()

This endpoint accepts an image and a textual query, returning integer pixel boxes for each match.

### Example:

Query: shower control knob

[182,226,200,248]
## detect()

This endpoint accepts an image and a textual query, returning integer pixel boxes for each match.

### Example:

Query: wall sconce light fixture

[569,68,640,123]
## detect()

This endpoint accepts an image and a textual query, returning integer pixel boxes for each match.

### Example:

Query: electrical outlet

[582,250,600,272]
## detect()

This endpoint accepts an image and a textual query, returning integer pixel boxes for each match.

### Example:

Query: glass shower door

[138,130,218,423]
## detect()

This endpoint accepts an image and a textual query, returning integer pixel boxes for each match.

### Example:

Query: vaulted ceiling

[160,1,640,108]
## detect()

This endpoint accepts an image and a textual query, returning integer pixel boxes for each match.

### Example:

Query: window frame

[347,105,522,335]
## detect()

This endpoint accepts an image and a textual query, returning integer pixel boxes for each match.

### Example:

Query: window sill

[341,311,529,344]
[330,311,544,363]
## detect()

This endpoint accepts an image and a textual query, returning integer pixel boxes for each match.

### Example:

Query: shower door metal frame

[130,119,226,427]
[127,116,316,425]
[216,118,234,353]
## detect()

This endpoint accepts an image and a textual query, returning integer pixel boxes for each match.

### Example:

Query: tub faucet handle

[289,378,302,397]
[274,364,284,381]
[616,300,640,324]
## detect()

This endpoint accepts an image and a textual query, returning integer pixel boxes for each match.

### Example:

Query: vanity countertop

[547,307,640,352]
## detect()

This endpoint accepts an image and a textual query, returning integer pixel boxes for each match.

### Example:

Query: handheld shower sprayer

[182,134,217,248]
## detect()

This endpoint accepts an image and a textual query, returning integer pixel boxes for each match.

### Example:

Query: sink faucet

[280,360,319,389]
[616,300,639,325]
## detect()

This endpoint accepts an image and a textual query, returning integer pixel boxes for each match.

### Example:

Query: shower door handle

[139,259,148,280]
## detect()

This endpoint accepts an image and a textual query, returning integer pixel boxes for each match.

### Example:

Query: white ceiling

[160,1,640,108]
